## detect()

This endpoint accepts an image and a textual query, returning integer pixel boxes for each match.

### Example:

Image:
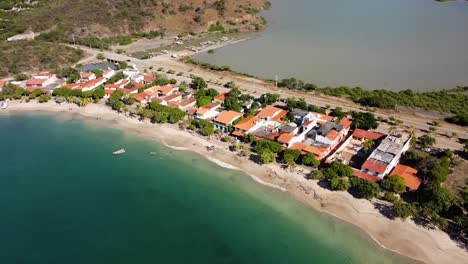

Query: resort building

[213,111,243,133]
[213,93,229,104]
[79,77,106,92]
[256,105,288,122]
[178,98,197,110]
[359,134,411,179]
[103,69,116,79]
[25,72,58,89]
[390,164,421,191]
[327,128,386,166]
[195,104,221,120]
[291,117,352,160]
[80,72,96,82]
[135,74,156,84]
[152,93,183,107]
[232,116,263,137]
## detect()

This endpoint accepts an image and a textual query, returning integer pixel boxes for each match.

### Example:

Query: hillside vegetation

[0,0,268,77]
[0,40,84,77]
[1,0,267,41]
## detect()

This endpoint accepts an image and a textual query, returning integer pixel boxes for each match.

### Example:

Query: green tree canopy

[383,175,406,194]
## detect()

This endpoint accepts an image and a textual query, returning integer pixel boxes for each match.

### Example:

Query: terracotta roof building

[352,129,385,141]
[390,164,421,191]
[214,93,229,103]
[233,116,263,137]
[214,111,243,133]
[256,106,288,122]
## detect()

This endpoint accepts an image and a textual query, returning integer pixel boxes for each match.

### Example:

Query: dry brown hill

[17,0,267,39]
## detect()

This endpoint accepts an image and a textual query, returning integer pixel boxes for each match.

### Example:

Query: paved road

[74,45,467,150]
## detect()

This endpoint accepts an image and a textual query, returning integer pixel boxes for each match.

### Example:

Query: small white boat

[148,152,157,155]
[113,149,126,155]
[0,101,8,109]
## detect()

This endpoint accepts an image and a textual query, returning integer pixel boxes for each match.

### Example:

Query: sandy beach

[1,100,467,264]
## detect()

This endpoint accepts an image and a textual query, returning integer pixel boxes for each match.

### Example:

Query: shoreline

[1,101,467,264]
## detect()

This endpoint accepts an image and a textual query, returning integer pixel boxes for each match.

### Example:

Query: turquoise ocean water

[0,114,413,263]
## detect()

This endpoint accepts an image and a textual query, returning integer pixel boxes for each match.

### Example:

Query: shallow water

[0,114,413,263]
[194,0,468,91]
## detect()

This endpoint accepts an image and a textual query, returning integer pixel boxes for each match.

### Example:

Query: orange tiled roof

[277,133,294,144]
[163,93,182,102]
[340,117,352,129]
[0,79,7,87]
[304,145,327,156]
[156,85,174,95]
[326,130,340,141]
[34,72,54,77]
[256,106,283,119]
[179,98,196,107]
[234,116,261,131]
[134,92,152,102]
[390,164,421,191]
[214,93,228,102]
[64,83,80,89]
[353,169,381,183]
[26,78,47,85]
[26,87,47,93]
[362,159,388,174]
[167,102,181,108]
[214,111,243,126]
[352,129,385,140]
[143,74,156,83]
[196,107,210,115]
[272,109,288,122]
[80,72,94,78]
[80,77,105,89]
[312,112,334,124]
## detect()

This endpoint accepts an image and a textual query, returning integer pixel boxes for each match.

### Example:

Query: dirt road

[75,45,467,150]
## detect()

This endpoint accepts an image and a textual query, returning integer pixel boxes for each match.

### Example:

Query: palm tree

[362,139,375,153]
[388,125,397,134]
[79,97,90,107]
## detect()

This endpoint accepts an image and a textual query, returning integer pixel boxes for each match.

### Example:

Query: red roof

[80,77,105,90]
[353,169,381,183]
[33,72,54,77]
[277,133,294,144]
[362,159,388,174]
[163,93,182,102]
[214,93,228,102]
[80,72,95,78]
[352,129,385,140]
[179,98,196,108]
[134,92,152,102]
[26,87,47,93]
[0,79,7,87]
[142,74,156,83]
[390,164,421,191]
[156,85,174,95]
[214,111,243,125]
[340,117,352,129]
[326,130,340,141]
[234,116,261,131]
[26,78,47,86]
[64,83,81,89]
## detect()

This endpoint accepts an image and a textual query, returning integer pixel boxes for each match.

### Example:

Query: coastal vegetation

[181,57,468,118]
[0,41,84,77]
[1,72,467,250]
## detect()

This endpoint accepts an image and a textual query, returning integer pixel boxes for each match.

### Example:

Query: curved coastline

[1,101,466,264]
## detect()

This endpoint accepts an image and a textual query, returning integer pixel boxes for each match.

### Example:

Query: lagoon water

[0,114,414,263]
[194,0,468,91]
